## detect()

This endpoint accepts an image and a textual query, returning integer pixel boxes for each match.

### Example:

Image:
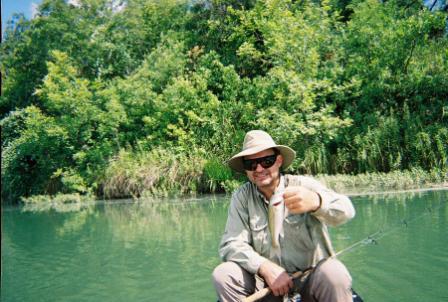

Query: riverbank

[316,168,448,196]
[100,150,448,200]
[20,168,447,207]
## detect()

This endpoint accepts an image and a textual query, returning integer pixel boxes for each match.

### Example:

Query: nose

[255,163,264,172]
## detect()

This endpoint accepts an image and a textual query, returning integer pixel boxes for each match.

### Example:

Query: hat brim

[228,145,296,173]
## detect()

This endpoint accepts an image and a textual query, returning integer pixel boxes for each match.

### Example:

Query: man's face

[244,148,283,190]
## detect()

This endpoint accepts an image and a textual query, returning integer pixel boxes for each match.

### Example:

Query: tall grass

[100,148,244,199]
[101,148,206,198]
[317,167,448,195]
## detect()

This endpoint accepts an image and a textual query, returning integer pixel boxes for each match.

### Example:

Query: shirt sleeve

[297,176,355,227]
[218,189,268,274]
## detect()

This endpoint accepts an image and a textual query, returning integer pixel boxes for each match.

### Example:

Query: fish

[268,188,286,249]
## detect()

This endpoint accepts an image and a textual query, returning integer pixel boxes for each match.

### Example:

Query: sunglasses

[242,154,278,171]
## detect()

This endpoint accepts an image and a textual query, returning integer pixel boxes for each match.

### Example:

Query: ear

[276,154,284,167]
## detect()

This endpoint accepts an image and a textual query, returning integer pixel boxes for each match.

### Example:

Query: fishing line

[335,198,446,257]
[334,230,382,257]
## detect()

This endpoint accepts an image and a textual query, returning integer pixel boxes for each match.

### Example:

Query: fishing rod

[242,228,381,302]
[243,199,445,302]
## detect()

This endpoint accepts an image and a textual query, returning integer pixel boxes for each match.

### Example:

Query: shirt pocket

[283,214,315,250]
[249,218,269,256]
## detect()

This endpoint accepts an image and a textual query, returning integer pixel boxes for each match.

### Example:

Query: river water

[2,189,447,301]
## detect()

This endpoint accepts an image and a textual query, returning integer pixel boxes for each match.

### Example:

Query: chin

[256,178,273,187]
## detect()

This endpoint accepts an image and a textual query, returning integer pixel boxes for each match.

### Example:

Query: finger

[284,192,304,203]
[288,278,293,288]
[281,285,289,296]
[284,197,295,207]
[285,194,303,205]
[285,201,295,210]
[286,200,301,210]
[282,192,293,199]
[283,190,297,199]
[287,203,306,214]
[274,286,283,296]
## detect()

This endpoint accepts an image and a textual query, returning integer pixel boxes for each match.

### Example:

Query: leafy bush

[1,106,72,202]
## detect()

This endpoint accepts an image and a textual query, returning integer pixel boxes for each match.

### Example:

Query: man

[212,130,355,302]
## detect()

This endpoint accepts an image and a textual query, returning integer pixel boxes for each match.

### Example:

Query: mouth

[253,173,269,181]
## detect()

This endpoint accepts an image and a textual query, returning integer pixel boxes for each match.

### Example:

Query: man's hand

[283,186,321,215]
[258,261,293,296]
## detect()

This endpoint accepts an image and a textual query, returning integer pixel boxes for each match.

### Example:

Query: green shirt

[218,174,355,274]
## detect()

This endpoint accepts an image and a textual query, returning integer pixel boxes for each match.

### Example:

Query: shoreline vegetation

[317,168,448,195]
[2,0,447,205]
[20,168,448,208]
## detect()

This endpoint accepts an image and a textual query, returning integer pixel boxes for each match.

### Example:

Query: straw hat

[228,130,296,173]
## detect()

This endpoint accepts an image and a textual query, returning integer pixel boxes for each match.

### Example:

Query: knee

[212,262,256,301]
[314,259,352,289]
[212,262,233,286]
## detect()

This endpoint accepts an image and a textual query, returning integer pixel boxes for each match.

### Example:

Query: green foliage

[1,0,447,202]
[1,106,72,201]
[101,148,206,198]
[203,158,234,192]
[344,0,448,112]
[331,0,448,174]
[1,108,34,149]
[1,0,95,114]
[35,50,125,185]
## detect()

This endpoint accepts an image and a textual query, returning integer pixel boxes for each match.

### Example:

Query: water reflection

[103,196,228,244]
[56,208,98,236]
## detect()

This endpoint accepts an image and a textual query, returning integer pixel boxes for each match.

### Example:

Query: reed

[317,168,448,195]
[101,148,206,199]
